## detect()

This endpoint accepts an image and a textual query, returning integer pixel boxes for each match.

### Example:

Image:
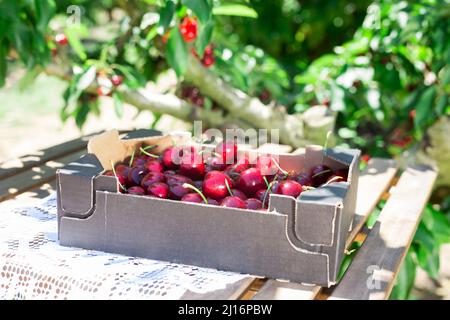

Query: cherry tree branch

[44,59,335,147]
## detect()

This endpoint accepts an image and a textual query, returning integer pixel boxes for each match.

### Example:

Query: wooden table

[0,132,437,300]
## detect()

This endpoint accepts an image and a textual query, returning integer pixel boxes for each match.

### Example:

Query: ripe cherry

[104,170,127,190]
[333,168,349,181]
[256,155,279,177]
[55,33,68,46]
[206,156,226,171]
[216,141,237,165]
[276,180,303,198]
[237,168,265,197]
[179,154,206,180]
[230,189,247,200]
[146,182,169,198]
[141,171,165,189]
[161,147,179,169]
[245,198,263,210]
[115,164,131,177]
[168,184,190,200]
[310,164,333,187]
[166,174,193,187]
[220,196,247,209]
[179,17,198,42]
[127,186,145,196]
[144,159,164,172]
[202,171,233,200]
[127,167,148,186]
[111,75,123,86]
[295,172,312,186]
[181,193,205,204]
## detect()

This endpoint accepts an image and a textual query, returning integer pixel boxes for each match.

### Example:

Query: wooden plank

[346,158,398,248]
[0,132,100,180]
[252,280,321,300]
[0,150,84,202]
[250,158,398,300]
[328,164,437,300]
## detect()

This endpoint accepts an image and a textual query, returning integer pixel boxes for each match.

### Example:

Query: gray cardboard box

[57,130,360,287]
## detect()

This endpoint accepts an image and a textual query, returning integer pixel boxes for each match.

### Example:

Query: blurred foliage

[1,0,450,299]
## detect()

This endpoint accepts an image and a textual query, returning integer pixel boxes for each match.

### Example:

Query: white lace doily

[0,194,249,300]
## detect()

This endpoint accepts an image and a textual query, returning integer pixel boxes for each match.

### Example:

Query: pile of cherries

[103,142,348,211]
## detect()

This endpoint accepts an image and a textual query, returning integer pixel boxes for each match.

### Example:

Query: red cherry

[104,170,127,190]
[166,174,193,186]
[245,198,263,210]
[202,55,215,67]
[146,182,169,198]
[216,141,237,165]
[310,165,333,187]
[111,75,123,86]
[256,155,279,177]
[161,147,179,169]
[206,198,219,206]
[237,168,265,197]
[164,170,177,176]
[144,159,164,172]
[55,33,68,46]
[220,196,247,209]
[295,172,312,186]
[130,155,148,167]
[179,154,206,180]
[206,156,226,171]
[230,189,247,200]
[141,171,165,189]
[276,180,303,198]
[202,171,233,201]
[127,186,145,196]
[179,17,198,42]
[361,154,371,163]
[115,164,131,177]
[127,167,148,186]
[181,193,205,204]
[333,168,348,181]
[255,189,269,208]
[168,184,190,200]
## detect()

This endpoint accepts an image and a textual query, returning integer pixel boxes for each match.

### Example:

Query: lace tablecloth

[0,194,249,299]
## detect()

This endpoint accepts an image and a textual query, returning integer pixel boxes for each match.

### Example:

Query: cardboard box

[57,129,360,287]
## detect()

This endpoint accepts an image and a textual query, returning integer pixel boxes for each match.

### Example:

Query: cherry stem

[263,176,270,189]
[312,169,333,178]
[140,147,159,158]
[141,145,157,152]
[129,148,136,167]
[272,157,289,177]
[110,160,127,192]
[323,175,344,186]
[262,179,276,208]
[182,183,208,204]
[302,186,316,191]
[225,179,233,196]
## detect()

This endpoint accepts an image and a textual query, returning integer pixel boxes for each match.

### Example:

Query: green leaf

[166,28,188,77]
[113,91,124,118]
[18,67,41,91]
[196,20,214,55]
[413,222,435,254]
[158,0,175,34]
[436,94,448,116]
[34,0,56,33]
[212,4,258,18]
[74,100,90,129]
[64,25,88,61]
[113,65,146,89]
[415,244,440,279]
[414,86,436,132]
[390,249,416,300]
[77,66,97,91]
[422,205,450,244]
[182,0,211,24]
